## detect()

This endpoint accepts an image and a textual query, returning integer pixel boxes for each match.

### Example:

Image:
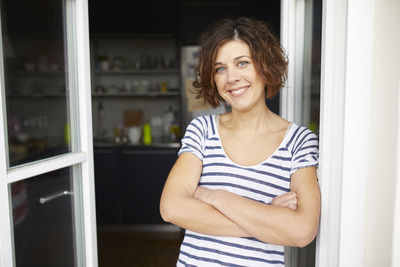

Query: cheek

[214,79,228,99]
[214,76,225,92]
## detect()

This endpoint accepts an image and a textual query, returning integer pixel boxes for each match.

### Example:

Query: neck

[227,103,276,132]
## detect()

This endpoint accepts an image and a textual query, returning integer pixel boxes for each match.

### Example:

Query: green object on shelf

[143,122,152,145]
[64,123,71,145]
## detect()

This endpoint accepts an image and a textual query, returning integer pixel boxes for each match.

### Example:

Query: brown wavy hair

[193,17,288,108]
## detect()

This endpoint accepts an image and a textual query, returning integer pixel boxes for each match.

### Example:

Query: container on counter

[151,117,163,143]
[142,122,152,145]
[128,126,141,144]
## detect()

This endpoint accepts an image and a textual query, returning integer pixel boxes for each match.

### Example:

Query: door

[281,0,322,266]
[0,0,97,266]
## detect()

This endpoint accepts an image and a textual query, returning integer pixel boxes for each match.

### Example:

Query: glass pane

[297,0,322,266]
[301,0,322,133]
[11,167,80,267]
[1,0,71,167]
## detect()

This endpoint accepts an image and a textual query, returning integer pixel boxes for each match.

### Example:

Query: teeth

[233,88,245,93]
[230,87,247,95]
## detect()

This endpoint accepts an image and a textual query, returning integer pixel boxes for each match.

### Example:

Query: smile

[228,86,249,97]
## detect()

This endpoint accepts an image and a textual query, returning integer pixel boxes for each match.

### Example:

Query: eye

[238,61,249,67]
[215,66,225,73]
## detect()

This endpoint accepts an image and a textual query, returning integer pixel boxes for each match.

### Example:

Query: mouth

[228,86,250,97]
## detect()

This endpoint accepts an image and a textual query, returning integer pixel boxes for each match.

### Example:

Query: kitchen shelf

[92,91,180,97]
[9,70,65,75]
[91,33,176,40]
[7,93,66,98]
[94,69,179,75]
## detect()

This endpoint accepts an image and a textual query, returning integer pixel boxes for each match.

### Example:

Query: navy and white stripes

[177,115,319,266]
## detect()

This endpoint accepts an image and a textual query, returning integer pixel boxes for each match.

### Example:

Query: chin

[230,103,253,112]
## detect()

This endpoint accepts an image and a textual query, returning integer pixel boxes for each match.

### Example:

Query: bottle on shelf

[162,105,175,142]
[143,122,152,145]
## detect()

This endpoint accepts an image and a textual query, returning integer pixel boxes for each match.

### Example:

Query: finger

[285,191,297,199]
[272,198,296,208]
[273,194,298,208]
[272,192,296,204]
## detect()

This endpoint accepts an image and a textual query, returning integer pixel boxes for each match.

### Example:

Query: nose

[227,68,240,84]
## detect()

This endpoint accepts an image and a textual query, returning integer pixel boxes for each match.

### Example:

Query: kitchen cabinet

[88,0,179,35]
[93,145,179,225]
[179,0,281,45]
[94,147,121,225]
[120,146,178,224]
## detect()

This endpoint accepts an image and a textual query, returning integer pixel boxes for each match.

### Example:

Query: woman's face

[213,39,266,112]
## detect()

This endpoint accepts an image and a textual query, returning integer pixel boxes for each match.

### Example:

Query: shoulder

[286,124,319,153]
[186,115,217,138]
[189,115,213,127]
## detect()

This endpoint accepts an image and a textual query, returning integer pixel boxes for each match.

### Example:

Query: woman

[160,17,320,266]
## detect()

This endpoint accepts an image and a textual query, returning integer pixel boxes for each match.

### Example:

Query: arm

[194,166,320,247]
[159,152,249,237]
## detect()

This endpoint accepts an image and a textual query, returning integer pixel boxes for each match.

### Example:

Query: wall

[364,0,400,265]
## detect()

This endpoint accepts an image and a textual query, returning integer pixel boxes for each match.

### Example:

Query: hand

[271,191,298,210]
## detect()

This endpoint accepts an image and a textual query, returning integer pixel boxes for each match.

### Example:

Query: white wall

[364,0,400,265]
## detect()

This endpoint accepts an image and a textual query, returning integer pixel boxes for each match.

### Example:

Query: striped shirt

[177,115,319,267]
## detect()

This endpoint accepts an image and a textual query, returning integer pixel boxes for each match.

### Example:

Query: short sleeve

[290,128,319,175]
[178,118,205,161]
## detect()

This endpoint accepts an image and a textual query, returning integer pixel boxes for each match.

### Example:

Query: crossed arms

[159,152,320,247]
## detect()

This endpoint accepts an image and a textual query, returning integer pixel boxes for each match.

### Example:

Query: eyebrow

[214,55,251,65]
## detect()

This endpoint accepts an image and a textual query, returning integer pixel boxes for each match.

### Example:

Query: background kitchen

[88,1,281,266]
[5,0,281,266]
[89,0,284,265]
[89,0,280,266]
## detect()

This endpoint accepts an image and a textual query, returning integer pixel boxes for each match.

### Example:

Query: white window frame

[0,0,97,266]
[280,0,304,125]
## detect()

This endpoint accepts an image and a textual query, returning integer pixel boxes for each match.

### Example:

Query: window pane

[11,167,80,267]
[301,0,322,134]
[1,0,71,167]
[296,0,322,266]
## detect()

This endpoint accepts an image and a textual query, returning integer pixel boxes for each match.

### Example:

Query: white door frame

[75,0,98,265]
[394,89,400,266]
[317,0,375,265]
[282,0,400,266]
[314,0,348,265]
[0,0,97,266]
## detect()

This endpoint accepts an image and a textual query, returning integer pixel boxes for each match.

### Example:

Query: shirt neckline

[213,114,294,168]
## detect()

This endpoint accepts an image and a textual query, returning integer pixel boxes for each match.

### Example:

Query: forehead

[215,39,251,62]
